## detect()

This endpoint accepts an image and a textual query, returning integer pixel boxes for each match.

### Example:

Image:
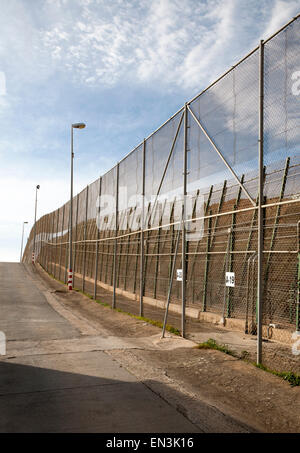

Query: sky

[0,0,300,262]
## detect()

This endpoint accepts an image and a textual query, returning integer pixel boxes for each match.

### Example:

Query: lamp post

[20,221,28,262]
[68,122,86,290]
[32,185,40,264]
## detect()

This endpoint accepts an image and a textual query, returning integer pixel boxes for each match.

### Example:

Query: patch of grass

[74,288,95,300]
[94,299,111,308]
[196,338,237,357]
[100,299,180,335]
[254,363,300,387]
[124,310,180,335]
[131,315,181,336]
[112,307,181,336]
[281,372,300,387]
[196,338,300,387]
[240,350,250,360]
[76,289,181,336]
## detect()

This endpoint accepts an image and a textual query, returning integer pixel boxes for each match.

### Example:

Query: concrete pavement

[0,263,200,433]
[0,262,78,341]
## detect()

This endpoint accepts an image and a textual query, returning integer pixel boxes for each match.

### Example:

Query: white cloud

[180,0,238,89]
[2,0,300,94]
[263,0,300,38]
[34,0,300,93]
[0,71,6,96]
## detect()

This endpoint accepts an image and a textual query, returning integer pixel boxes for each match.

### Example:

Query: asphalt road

[0,262,199,433]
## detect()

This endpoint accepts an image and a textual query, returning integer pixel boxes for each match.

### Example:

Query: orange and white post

[68,269,73,290]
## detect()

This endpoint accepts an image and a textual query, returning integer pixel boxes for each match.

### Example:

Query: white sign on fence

[0,331,6,356]
[176,269,183,281]
[225,272,235,287]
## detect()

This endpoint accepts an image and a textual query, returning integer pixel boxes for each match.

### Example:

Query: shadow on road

[0,358,253,433]
[0,359,203,433]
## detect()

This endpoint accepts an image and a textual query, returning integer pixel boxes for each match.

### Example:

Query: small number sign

[177,269,183,281]
[225,272,235,287]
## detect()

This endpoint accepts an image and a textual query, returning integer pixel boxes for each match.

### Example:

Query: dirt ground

[33,264,300,433]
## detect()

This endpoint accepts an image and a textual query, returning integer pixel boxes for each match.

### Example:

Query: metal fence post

[43,216,47,267]
[297,220,300,332]
[59,205,65,282]
[38,217,43,267]
[72,195,79,288]
[182,103,188,337]
[162,222,182,338]
[140,139,146,317]
[42,218,45,266]
[46,215,50,273]
[112,164,119,309]
[257,39,264,365]
[94,177,102,300]
[54,209,59,278]
[64,213,69,284]
[43,216,47,270]
[82,186,89,293]
[50,212,55,276]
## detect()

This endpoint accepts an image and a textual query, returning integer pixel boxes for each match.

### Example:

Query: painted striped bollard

[68,269,73,290]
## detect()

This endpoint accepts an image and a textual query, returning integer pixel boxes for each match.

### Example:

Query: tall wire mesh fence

[23,15,300,374]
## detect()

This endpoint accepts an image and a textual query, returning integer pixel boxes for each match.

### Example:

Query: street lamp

[68,122,86,290]
[32,184,40,264]
[20,221,28,262]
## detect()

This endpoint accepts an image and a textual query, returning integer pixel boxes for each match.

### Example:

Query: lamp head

[36,185,40,190]
[72,123,86,129]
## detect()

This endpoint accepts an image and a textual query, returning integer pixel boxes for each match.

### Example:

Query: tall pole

[46,214,50,272]
[140,139,146,317]
[94,177,102,300]
[54,208,60,278]
[59,205,65,282]
[50,212,55,276]
[20,222,28,262]
[82,185,89,293]
[182,103,188,337]
[257,40,264,364]
[68,122,86,290]
[68,125,74,290]
[72,195,79,288]
[32,185,40,264]
[112,163,119,309]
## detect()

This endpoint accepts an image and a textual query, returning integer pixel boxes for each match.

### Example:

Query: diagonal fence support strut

[187,104,256,208]
[257,39,264,365]
[147,111,184,227]
[161,218,183,339]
